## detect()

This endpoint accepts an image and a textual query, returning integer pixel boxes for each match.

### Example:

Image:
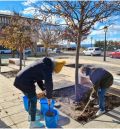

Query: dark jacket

[14,57,54,99]
[88,68,113,92]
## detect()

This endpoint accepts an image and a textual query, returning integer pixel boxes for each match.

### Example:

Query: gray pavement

[0,56,120,128]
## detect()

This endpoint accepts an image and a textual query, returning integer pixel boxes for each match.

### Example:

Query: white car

[0,49,12,54]
[83,47,102,56]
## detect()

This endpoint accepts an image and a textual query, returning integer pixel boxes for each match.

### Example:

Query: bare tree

[29,1,120,99]
[39,23,62,56]
[1,13,39,70]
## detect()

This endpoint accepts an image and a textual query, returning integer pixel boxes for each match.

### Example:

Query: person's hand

[37,92,45,99]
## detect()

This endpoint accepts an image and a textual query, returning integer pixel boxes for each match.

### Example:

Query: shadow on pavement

[94,109,120,124]
[106,109,120,122]
[0,120,11,128]
[58,114,70,128]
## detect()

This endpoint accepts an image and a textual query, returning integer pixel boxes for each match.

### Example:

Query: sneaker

[29,121,44,128]
[96,110,105,116]
[94,105,99,108]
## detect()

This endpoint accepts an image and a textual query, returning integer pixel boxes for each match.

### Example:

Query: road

[1,53,120,86]
[79,55,120,65]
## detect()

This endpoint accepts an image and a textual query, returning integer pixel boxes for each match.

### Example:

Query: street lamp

[91,37,93,47]
[103,26,108,61]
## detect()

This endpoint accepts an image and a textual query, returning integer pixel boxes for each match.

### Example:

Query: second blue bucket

[44,109,59,128]
[40,98,55,115]
[23,96,29,111]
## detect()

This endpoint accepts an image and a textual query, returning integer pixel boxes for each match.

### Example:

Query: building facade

[0,13,41,55]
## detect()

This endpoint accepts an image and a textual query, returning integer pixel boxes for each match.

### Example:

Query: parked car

[53,48,61,53]
[83,47,102,56]
[109,49,120,58]
[0,49,12,54]
[24,48,31,55]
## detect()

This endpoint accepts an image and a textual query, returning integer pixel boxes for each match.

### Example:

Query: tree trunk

[19,51,23,70]
[75,34,82,100]
[45,47,48,57]
[32,42,37,56]
[12,50,15,58]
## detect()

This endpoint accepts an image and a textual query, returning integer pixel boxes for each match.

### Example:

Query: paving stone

[0,92,18,98]
[83,120,113,128]
[111,106,120,112]
[10,112,28,124]
[1,100,22,109]
[57,111,82,128]
[0,98,6,103]
[5,105,24,115]
[83,111,120,128]
[0,110,8,118]
[0,89,13,93]
[115,123,120,128]
[15,121,29,128]
[10,124,18,128]
[0,116,15,127]
[0,105,2,110]
[58,117,82,128]
[3,95,21,102]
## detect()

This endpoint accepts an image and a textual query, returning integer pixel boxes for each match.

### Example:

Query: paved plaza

[0,56,120,128]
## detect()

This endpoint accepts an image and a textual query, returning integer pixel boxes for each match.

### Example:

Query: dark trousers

[24,92,37,121]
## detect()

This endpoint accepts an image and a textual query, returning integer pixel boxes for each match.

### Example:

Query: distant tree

[30,1,120,99]
[94,40,104,48]
[1,13,39,70]
[95,40,120,51]
[39,23,62,56]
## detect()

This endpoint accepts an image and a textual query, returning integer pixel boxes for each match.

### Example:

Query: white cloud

[22,0,38,6]
[90,23,120,38]
[22,6,66,25]
[22,7,36,15]
[82,38,91,44]
[93,22,99,29]
[0,10,14,15]
[110,25,120,31]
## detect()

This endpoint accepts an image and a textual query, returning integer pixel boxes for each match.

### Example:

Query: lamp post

[91,37,93,47]
[103,26,108,61]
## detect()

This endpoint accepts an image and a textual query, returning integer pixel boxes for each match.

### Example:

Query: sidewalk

[0,57,120,128]
[0,74,82,128]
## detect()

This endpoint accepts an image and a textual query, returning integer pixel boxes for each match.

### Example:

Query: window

[95,48,100,51]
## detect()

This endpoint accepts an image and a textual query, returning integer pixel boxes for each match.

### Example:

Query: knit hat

[54,60,66,73]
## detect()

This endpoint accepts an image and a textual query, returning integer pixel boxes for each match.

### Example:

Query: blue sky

[0,1,25,14]
[0,0,120,45]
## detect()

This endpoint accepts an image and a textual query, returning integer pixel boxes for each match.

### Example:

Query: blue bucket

[40,98,55,115]
[45,109,59,128]
[23,96,29,111]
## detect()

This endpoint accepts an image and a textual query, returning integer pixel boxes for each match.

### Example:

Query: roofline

[0,13,42,21]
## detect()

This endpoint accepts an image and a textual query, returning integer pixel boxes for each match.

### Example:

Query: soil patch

[1,70,18,78]
[53,85,120,124]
